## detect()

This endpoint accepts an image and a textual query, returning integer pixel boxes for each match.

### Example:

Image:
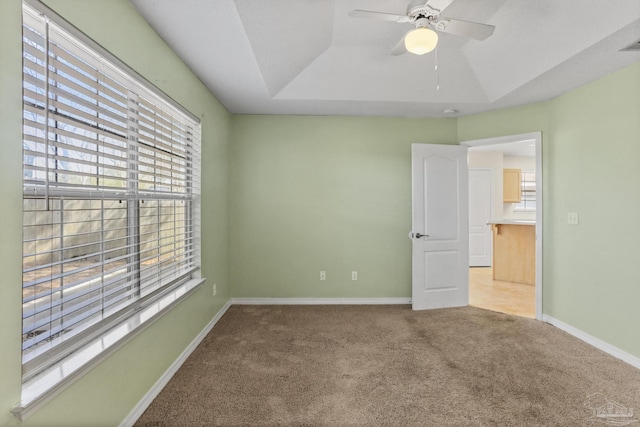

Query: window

[21,0,201,394]
[514,171,536,211]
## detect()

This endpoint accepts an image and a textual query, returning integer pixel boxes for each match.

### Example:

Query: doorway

[461,132,542,320]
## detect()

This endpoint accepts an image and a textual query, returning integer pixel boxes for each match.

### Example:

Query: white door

[411,144,469,310]
[469,169,492,267]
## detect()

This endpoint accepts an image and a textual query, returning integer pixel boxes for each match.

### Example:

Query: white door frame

[461,132,543,320]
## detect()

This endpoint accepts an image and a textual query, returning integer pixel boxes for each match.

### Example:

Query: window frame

[15,0,204,418]
[514,170,536,212]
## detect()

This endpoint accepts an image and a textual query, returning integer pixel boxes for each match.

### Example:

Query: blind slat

[21,5,201,375]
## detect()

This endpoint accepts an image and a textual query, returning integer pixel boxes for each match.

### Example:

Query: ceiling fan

[348,0,496,55]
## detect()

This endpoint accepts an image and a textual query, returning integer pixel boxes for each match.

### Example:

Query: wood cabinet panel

[492,224,535,285]
[503,168,521,203]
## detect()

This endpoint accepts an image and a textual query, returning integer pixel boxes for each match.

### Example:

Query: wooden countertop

[488,220,535,226]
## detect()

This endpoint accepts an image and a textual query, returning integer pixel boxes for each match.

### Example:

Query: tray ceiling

[129,0,640,117]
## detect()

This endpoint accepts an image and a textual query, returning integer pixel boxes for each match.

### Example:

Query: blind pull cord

[43,15,51,211]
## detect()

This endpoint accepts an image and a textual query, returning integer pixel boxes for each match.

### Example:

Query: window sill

[11,277,205,422]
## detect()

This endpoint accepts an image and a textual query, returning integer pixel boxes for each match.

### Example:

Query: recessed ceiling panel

[464,0,640,101]
[233,0,334,96]
[129,0,640,117]
[129,0,271,112]
[275,46,488,104]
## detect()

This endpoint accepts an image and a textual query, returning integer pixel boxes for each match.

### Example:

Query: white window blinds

[21,4,201,378]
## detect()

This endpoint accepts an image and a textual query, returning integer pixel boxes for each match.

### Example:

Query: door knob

[415,233,429,239]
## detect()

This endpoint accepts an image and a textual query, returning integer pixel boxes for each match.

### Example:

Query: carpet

[134,305,640,426]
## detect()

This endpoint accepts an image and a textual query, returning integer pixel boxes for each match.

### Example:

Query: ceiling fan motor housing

[407,0,440,25]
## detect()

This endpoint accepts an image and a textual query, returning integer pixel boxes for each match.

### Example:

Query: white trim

[461,132,540,148]
[543,315,640,370]
[119,300,232,427]
[12,278,205,422]
[231,297,412,305]
[461,132,543,320]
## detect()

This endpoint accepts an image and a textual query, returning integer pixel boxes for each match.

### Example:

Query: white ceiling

[129,0,640,118]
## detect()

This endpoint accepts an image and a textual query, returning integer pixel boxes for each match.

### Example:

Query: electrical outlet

[567,212,579,225]
[320,271,326,281]
[213,283,217,296]
[351,271,358,281]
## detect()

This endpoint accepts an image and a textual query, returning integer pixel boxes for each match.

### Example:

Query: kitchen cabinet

[503,168,521,203]
[490,222,535,285]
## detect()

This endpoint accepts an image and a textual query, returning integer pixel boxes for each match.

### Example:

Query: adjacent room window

[514,171,536,211]
[21,2,201,383]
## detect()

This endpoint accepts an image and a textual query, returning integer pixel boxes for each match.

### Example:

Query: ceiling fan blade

[435,18,495,40]
[391,35,408,56]
[426,0,455,13]
[348,9,411,23]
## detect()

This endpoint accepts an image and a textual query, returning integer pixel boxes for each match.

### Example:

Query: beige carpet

[135,305,640,426]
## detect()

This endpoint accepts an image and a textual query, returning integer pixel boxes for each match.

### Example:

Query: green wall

[457,102,550,142]
[0,0,231,425]
[230,64,640,361]
[544,63,640,357]
[230,116,457,298]
[458,63,640,358]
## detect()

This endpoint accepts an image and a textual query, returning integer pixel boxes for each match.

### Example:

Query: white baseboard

[231,297,412,305]
[543,314,640,370]
[120,300,232,427]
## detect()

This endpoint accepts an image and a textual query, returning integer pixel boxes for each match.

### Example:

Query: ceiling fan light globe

[404,27,438,55]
